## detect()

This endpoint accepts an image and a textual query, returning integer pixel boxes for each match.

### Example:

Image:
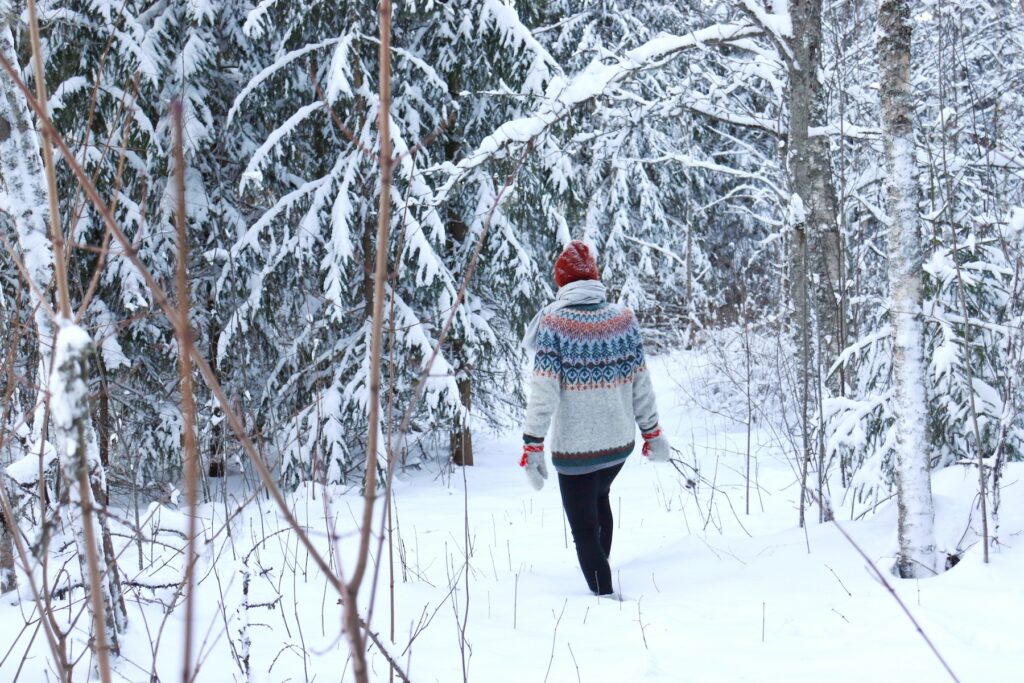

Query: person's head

[554,240,600,288]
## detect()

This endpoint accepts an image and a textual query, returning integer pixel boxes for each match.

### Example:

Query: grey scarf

[522,280,608,354]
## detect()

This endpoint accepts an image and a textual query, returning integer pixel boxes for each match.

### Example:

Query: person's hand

[641,427,671,462]
[520,443,548,490]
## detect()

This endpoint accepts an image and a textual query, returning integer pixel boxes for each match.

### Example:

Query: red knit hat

[554,240,600,288]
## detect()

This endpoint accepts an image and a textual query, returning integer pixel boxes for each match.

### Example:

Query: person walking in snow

[520,240,671,596]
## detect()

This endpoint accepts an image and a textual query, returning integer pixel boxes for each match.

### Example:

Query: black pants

[557,462,623,595]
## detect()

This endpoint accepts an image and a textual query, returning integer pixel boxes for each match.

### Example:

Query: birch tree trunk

[50,324,127,670]
[877,0,938,579]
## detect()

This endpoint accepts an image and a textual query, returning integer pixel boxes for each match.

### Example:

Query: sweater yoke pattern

[533,304,645,391]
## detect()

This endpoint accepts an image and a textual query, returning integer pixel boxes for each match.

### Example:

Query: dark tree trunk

[207,293,225,478]
[449,340,474,467]
[97,359,110,491]
[786,0,845,375]
[0,511,15,594]
[784,0,845,525]
[446,71,473,467]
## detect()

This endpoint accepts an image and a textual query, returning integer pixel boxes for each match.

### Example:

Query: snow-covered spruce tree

[878,0,938,578]
[525,1,763,341]
[138,0,255,486]
[38,0,180,490]
[34,2,144,504]
[915,0,1024,550]
[0,0,130,659]
[0,2,57,454]
[38,0,258,490]
[224,1,557,484]
[1,0,65,597]
[407,1,562,466]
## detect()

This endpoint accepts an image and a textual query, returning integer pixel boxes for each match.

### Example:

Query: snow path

[2,352,1022,682]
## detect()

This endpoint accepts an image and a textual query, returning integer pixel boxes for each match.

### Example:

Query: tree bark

[785,0,844,525]
[0,510,14,593]
[449,350,474,467]
[786,0,844,367]
[877,0,938,579]
[207,297,225,478]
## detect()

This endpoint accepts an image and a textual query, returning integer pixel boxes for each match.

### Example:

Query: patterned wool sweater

[523,302,660,475]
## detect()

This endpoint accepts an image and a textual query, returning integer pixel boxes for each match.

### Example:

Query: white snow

[741,0,794,40]
[48,76,89,113]
[242,0,284,39]
[226,37,343,128]
[48,323,94,437]
[4,438,57,485]
[1009,206,1024,238]
[2,350,1020,682]
[239,101,324,193]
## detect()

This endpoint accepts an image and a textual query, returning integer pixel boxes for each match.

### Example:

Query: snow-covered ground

[3,350,1022,682]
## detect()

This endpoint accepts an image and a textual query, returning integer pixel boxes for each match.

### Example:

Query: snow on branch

[809,122,879,139]
[49,324,101,478]
[431,22,762,203]
[226,37,343,128]
[48,76,88,112]
[480,0,559,92]
[239,101,323,192]
[738,0,794,65]
[828,326,892,379]
[243,0,284,39]
[678,96,784,136]
[739,0,793,39]
[1010,207,1024,237]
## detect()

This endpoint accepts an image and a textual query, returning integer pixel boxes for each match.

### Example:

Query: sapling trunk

[340,3,395,681]
[172,99,202,683]
[934,10,990,562]
[51,325,119,681]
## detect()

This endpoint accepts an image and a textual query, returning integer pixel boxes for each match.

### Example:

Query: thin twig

[542,601,567,683]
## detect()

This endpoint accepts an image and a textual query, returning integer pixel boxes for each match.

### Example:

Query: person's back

[519,240,670,596]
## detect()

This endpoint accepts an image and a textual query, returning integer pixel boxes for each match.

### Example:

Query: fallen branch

[832,520,959,682]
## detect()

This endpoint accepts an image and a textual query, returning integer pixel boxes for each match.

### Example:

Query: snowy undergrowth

[2,351,1021,682]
